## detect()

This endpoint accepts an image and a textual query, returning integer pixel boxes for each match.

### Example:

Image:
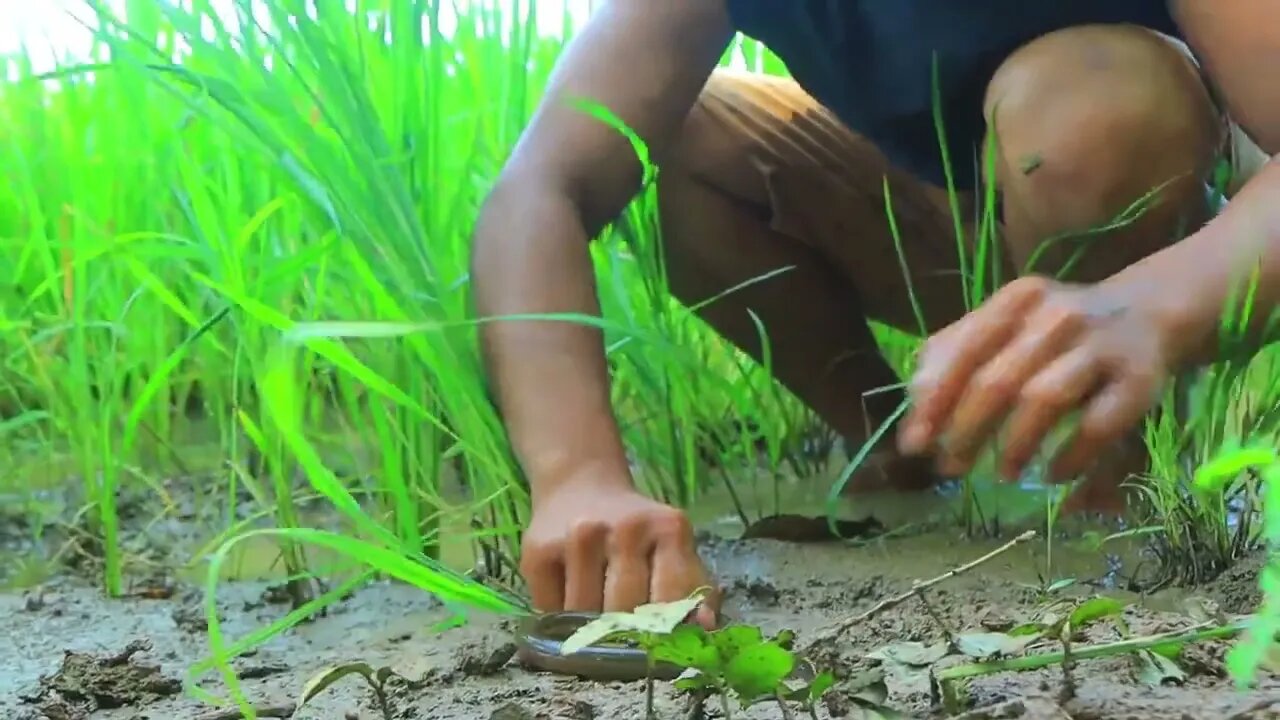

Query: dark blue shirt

[726,1,1181,189]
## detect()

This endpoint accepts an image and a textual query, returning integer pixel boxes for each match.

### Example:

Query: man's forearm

[1105,155,1280,368]
[472,181,633,503]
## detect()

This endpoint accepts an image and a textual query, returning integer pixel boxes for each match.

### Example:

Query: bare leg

[657,72,967,490]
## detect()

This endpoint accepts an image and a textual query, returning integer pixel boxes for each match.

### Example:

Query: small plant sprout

[1193,440,1280,687]
[559,591,835,720]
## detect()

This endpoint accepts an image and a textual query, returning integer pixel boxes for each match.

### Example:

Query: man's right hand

[519,474,718,628]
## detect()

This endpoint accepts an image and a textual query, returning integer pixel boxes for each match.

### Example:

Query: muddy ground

[3,479,1279,719]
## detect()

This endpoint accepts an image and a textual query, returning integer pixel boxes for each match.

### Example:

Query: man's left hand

[898,275,1174,487]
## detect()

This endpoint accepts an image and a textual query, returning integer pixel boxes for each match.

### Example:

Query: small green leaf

[1045,577,1077,593]
[298,662,378,709]
[773,628,796,649]
[1135,649,1187,687]
[1008,622,1044,637]
[674,672,717,693]
[953,632,1039,660]
[1069,597,1127,629]
[649,624,720,671]
[1149,641,1185,659]
[866,641,950,667]
[723,642,795,703]
[807,670,836,702]
[711,624,766,660]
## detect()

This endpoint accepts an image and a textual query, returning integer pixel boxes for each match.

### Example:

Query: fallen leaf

[866,641,950,667]
[1135,650,1187,687]
[953,632,1039,660]
[297,662,389,710]
[841,668,906,720]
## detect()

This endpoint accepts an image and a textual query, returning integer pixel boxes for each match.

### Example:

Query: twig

[803,530,1037,651]
[775,693,797,720]
[193,703,295,720]
[1058,620,1076,703]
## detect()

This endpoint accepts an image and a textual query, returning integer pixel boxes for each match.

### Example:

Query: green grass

[0,0,823,602]
[3,0,1280,702]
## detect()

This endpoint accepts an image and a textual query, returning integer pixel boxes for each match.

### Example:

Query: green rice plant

[1193,441,1280,687]
[1135,235,1280,587]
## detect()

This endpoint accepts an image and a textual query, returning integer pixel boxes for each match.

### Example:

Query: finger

[603,525,654,613]
[901,282,1046,453]
[1050,370,1161,481]
[998,346,1104,481]
[522,553,566,613]
[693,586,724,629]
[941,307,1086,470]
[648,513,712,625]
[563,521,608,611]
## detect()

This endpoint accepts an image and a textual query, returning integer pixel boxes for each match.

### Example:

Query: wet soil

[2,457,1275,719]
[3,521,1275,720]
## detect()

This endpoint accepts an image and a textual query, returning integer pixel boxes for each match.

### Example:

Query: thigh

[672,70,977,335]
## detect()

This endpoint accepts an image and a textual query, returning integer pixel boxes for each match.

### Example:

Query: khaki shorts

[680,31,1268,329]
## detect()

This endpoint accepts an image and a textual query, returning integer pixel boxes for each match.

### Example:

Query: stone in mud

[548,697,596,719]
[20,639,181,718]
[456,639,519,677]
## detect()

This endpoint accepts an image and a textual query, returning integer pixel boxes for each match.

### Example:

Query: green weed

[560,593,836,720]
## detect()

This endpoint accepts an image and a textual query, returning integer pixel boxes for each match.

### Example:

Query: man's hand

[520,474,717,628]
[898,276,1174,489]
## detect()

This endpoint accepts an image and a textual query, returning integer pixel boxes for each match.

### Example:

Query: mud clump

[740,513,885,542]
[19,639,180,719]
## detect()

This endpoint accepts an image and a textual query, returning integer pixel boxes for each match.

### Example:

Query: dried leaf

[954,632,1039,660]
[298,662,379,709]
[560,593,704,656]
[866,641,950,667]
[1135,649,1187,687]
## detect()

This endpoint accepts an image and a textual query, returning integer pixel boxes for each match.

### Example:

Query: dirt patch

[16,639,181,719]
[3,529,1273,720]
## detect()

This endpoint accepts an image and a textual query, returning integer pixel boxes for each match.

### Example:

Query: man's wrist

[527,452,634,508]
[1099,239,1224,372]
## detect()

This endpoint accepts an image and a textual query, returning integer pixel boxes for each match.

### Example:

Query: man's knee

[984,24,1223,274]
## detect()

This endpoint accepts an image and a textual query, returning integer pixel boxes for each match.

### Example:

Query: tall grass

[0,0,827,606]
[3,0,1279,638]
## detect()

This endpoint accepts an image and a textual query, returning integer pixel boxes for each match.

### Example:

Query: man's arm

[473,0,732,490]
[470,0,733,614]
[900,4,1280,490]
[1112,1,1280,365]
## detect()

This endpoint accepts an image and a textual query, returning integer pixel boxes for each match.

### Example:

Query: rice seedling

[5,2,1280,718]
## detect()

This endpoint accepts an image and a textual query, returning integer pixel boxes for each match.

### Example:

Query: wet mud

[3,522,1276,720]
[3,467,1277,719]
